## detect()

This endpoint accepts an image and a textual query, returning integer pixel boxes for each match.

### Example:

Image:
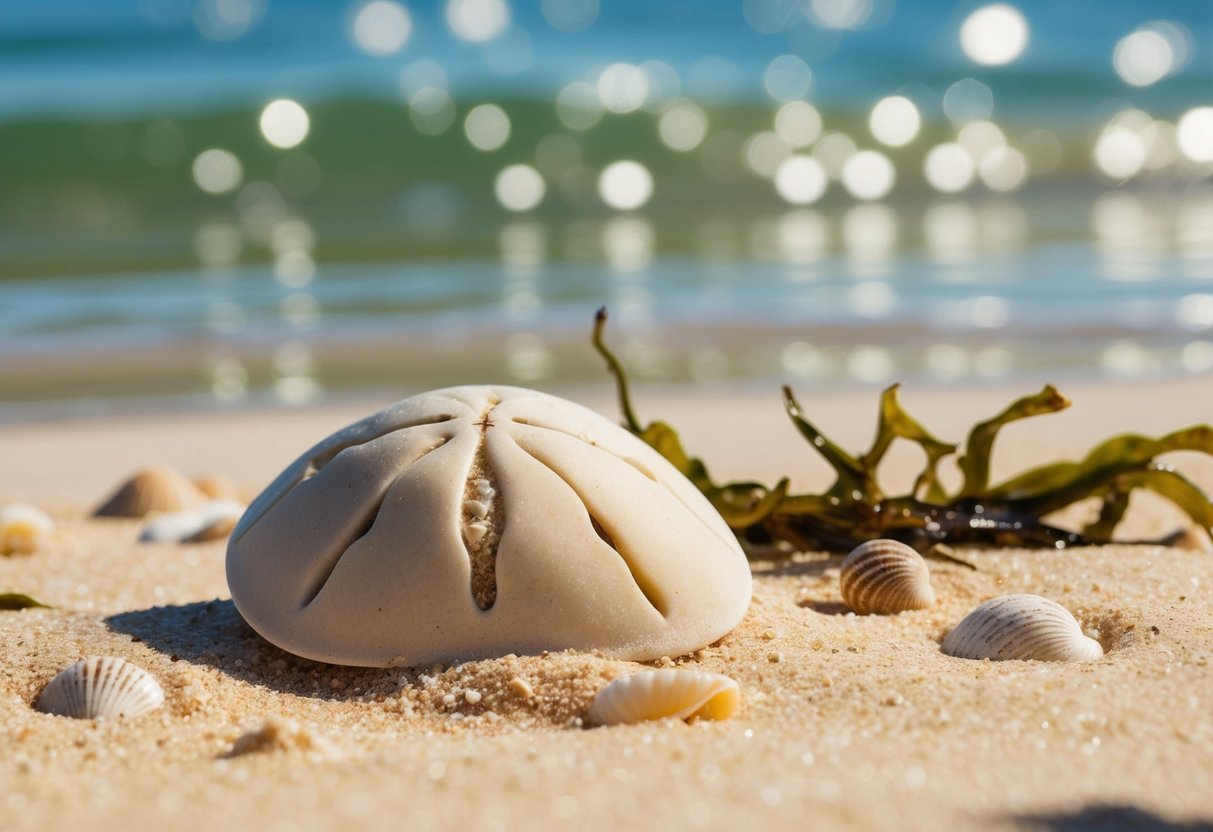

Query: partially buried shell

[0,503,54,555]
[94,465,207,518]
[35,656,165,719]
[941,594,1103,662]
[139,499,245,544]
[840,538,935,615]
[587,669,739,726]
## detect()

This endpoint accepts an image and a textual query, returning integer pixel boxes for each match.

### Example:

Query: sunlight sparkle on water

[926,144,975,194]
[763,55,813,102]
[446,0,510,42]
[192,148,243,194]
[774,156,827,205]
[658,102,708,152]
[598,161,654,211]
[869,96,920,148]
[775,101,822,149]
[597,63,649,113]
[1113,22,1188,87]
[350,1,412,56]
[960,4,1029,66]
[556,82,605,130]
[259,99,309,149]
[841,150,894,200]
[1177,108,1213,164]
[495,165,545,212]
[464,104,511,151]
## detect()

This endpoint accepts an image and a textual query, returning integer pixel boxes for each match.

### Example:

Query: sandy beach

[2,377,1213,831]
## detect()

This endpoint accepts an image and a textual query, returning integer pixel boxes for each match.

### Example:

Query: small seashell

[35,656,165,719]
[139,500,245,544]
[194,473,241,502]
[587,669,739,726]
[839,539,935,615]
[0,503,54,555]
[941,594,1104,662]
[95,465,207,518]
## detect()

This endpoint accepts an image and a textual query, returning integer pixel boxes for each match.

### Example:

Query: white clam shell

[588,669,740,726]
[941,594,1104,662]
[840,539,936,615]
[139,500,246,543]
[35,656,165,719]
[0,503,54,555]
[226,386,751,667]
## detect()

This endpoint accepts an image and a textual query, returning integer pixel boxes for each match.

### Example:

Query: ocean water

[1,0,1211,417]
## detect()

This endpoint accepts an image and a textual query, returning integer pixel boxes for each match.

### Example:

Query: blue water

[1,1,1210,121]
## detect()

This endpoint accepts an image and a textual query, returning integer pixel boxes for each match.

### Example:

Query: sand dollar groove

[226,385,752,667]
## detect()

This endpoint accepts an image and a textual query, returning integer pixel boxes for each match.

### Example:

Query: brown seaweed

[592,308,1213,556]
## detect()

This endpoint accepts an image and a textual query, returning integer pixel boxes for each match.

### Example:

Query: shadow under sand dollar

[105,600,405,701]
[1014,804,1213,831]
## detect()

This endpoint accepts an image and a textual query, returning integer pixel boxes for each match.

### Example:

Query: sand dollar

[226,385,751,667]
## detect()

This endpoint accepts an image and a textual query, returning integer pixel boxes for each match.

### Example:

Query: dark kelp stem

[590,309,1213,556]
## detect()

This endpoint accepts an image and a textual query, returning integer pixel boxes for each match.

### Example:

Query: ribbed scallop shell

[95,466,206,518]
[587,669,739,726]
[35,656,165,719]
[941,594,1104,662]
[839,539,936,615]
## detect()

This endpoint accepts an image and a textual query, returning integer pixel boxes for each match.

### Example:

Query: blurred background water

[2,0,1212,417]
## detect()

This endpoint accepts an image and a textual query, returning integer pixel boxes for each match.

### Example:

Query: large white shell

[587,669,740,726]
[35,656,165,719]
[941,594,1104,662]
[226,385,751,667]
[0,503,54,555]
[139,500,245,543]
[839,539,935,615]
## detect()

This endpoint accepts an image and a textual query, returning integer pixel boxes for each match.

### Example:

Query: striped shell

[35,656,165,719]
[941,594,1104,662]
[0,503,54,555]
[95,465,207,518]
[840,539,935,615]
[587,669,739,726]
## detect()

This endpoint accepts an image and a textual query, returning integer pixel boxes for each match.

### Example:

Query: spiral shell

[95,466,207,518]
[839,539,936,615]
[35,656,165,719]
[587,669,739,726]
[0,503,54,555]
[941,594,1103,662]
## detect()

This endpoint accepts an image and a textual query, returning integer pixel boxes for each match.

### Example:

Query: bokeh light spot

[809,0,873,30]
[841,150,895,200]
[556,82,604,130]
[774,101,822,149]
[409,87,455,135]
[960,4,1029,66]
[1177,108,1213,163]
[597,63,649,113]
[658,102,708,152]
[869,96,920,148]
[349,1,412,56]
[446,0,510,42]
[495,164,545,212]
[763,54,813,102]
[192,148,243,194]
[774,156,828,205]
[943,78,994,125]
[1094,126,1146,179]
[598,161,654,210]
[464,104,511,151]
[743,132,792,178]
[259,99,310,149]
[924,143,975,193]
[978,146,1028,192]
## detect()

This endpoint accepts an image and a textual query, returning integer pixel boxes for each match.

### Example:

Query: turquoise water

[1,1,1212,416]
